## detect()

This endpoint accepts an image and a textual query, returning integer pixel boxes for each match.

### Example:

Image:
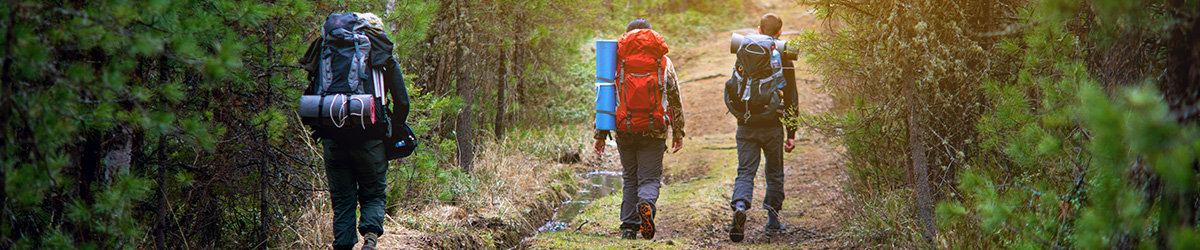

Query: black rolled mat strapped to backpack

[299,12,418,160]
[298,94,378,128]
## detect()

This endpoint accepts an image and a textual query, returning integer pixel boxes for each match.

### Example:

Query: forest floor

[525,0,853,248]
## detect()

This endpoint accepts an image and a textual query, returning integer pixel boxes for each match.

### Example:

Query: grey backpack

[299,13,389,131]
[725,34,786,124]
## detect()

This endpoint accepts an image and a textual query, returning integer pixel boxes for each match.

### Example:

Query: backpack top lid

[737,33,777,79]
[323,13,369,42]
[739,33,776,53]
[617,29,669,73]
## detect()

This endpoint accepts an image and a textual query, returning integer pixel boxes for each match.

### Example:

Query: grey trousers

[323,138,388,250]
[730,125,785,212]
[616,134,665,228]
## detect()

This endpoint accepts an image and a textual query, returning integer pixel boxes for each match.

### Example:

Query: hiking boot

[362,232,379,250]
[730,205,747,242]
[621,229,637,240]
[765,223,787,236]
[766,208,783,233]
[637,201,657,240]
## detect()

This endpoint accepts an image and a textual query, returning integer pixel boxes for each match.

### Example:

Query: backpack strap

[618,58,631,132]
[647,58,660,131]
[660,56,671,126]
[319,48,333,94]
[348,30,371,93]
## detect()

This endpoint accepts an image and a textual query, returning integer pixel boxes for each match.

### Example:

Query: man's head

[758,13,782,38]
[627,18,652,32]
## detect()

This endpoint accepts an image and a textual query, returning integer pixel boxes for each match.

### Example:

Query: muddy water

[536,170,624,232]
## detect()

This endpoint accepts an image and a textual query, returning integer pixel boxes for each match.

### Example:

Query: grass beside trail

[530,232,691,249]
[528,134,742,248]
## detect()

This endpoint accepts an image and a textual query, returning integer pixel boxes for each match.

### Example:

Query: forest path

[529,0,850,248]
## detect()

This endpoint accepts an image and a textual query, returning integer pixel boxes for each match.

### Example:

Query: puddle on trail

[536,170,623,232]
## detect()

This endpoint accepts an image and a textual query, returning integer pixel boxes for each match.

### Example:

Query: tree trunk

[156,136,168,250]
[456,46,475,172]
[906,70,937,243]
[256,20,275,246]
[456,84,475,172]
[0,1,12,218]
[512,43,526,123]
[516,52,528,106]
[494,46,511,139]
[1158,3,1199,248]
[155,54,172,250]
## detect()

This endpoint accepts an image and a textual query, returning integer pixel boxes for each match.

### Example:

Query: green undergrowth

[388,124,588,248]
[795,0,1200,248]
[530,134,737,247]
[532,232,691,249]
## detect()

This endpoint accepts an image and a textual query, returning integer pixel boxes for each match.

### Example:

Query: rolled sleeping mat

[595,82,616,131]
[299,94,378,126]
[595,40,618,131]
[730,33,788,54]
[596,40,618,83]
[730,33,743,54]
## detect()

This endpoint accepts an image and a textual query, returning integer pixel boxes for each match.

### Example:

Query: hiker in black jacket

[299,13,410,250]
[725,13,799,242]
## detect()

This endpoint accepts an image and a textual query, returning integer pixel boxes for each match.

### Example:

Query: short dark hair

[760,13,782,37]
[627,18,651,32]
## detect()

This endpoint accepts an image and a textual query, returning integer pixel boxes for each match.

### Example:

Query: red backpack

[616,29,671,133]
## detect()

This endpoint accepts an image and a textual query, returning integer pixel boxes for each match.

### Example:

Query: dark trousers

[730,125,785,212]
[616,134,665,228]
[323,138,388,249]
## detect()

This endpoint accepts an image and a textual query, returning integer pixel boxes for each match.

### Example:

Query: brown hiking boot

[362,232,379,250]
[730,206,747,242]
[637,201,656,240]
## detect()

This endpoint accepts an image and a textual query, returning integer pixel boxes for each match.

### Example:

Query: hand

[594,139,606,156]
[671,137,684,154]
[784,138,796,153]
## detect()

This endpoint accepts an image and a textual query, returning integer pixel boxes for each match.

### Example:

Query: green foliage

[933,9,1090,247]
[0,0,440,248]
[600,0,743,43]
[386,73,462,209]
[936,0,1200,249]
[408,0,602,139]
[1069,83,1200,249]
[795,0,1021,246]
[801,0,1200,248]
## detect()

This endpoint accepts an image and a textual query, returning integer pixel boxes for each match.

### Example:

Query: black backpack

[725,34,787,124]
[299,13,417,160]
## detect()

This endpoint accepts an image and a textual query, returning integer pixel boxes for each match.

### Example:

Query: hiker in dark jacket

[299,13,409,250]
[725,13,799,242]
[593,18,686,240]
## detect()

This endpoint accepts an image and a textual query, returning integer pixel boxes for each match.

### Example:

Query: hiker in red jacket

[593,18,686,240]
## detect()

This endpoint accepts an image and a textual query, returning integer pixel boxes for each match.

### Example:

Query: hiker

[723,13,799,242]
[299,13,416,250]
[593,18,686,240]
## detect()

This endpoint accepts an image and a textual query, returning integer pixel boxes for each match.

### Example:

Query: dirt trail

[531,0,849,249]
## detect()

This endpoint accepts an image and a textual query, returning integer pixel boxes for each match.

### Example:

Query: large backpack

[615,29,671,133]
[725,34,786,124]
[299,13,418,159]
